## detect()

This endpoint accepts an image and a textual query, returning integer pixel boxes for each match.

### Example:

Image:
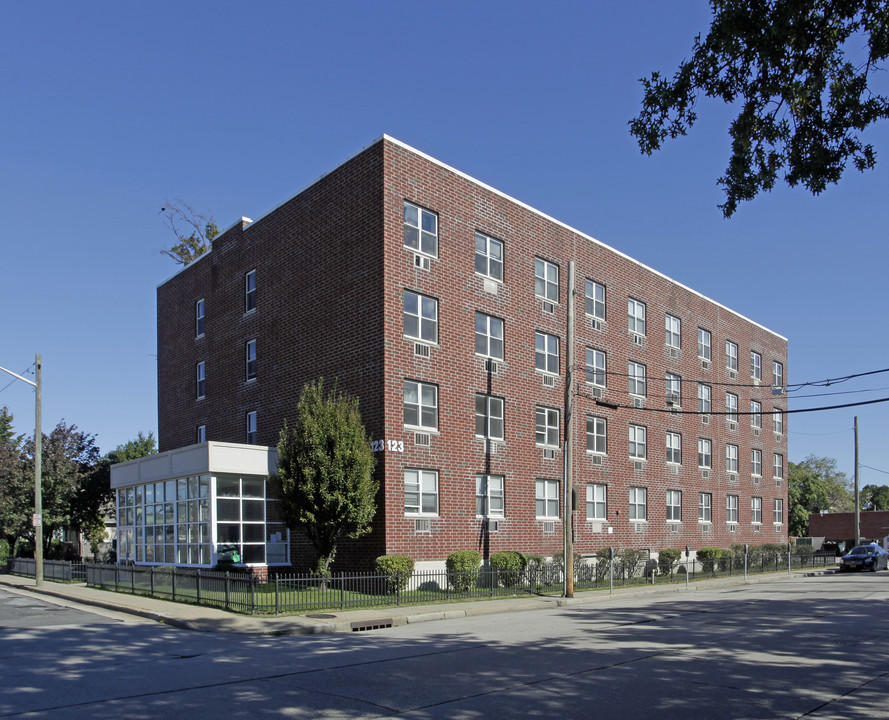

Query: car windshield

[849,546,873,555]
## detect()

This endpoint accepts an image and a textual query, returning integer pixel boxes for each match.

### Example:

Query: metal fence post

[197,569,202,604]
[250,575,256,614]
[150,566,155,596]
[225,571,231,610]
[172,566,177,601]
[340,573,345,611]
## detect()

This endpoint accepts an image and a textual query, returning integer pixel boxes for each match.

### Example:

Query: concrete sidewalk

[0,568,833,636]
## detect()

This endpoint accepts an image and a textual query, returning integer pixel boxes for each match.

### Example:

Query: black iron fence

[7,558,87,583]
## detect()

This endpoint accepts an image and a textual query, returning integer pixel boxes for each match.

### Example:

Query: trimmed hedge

[657,548,682,575]
[375,554,415,593]
[490,551,526,587]
[446,550,481,591]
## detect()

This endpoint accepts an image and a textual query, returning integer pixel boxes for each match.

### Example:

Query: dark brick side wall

[809,511,889,543]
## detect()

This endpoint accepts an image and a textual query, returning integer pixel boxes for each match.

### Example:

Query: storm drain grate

[351,619,394,632]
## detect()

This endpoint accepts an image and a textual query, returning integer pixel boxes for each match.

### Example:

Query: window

[403,201,438,257]
[196,361,206,399]
[403,290,438,343]
[628,361,647,397]
[535,332,560,374]
[534,258,559,303]
[536,478,560,519]
[726,495,739,523]
[751,449,762,476]
[773,498,784,524]
[698,384,711,413]
[726,444,739,473]
[699,492,712,522]
[665,314,681,349]
[586,348,606,387]
[195,299,205,337]
[751,351,762,381]
[698,438,712,468]
[629,425,647,460]
[751,400,762,429]
[586,416,607,454]
[773,361,784,389]
[698,328,711,361]
[474,232,503,281]
[585,279,606,320]
[475,394,504,441]
[246,411,257,444]
[216,475,269,565]
[196,425,206,444]
[476,474,504,517]
[666,490,682,522]
[587,483,607,520]
[751,496,762,524]
[726,340,738,371]
[774,453,784,479]
[666,373,681,404]
[245,340,257,381]
[628,298,646,336]
[666,432,682,464]
[404,381,438,431]
[629,486,647,520]
[245,270,256,313]
[475,312,504,360]
[404,469,438,515]
[773,408,784,435]
[536,406,560,447]
[725,393,738,422]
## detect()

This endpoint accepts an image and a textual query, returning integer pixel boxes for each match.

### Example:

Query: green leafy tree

[788,455,853,536]
[160,199,220,266]
[630,1,889,217]
[861,484,889,511]
[0,441,30,550]
[0,405,23,449]
[276,380,377,577]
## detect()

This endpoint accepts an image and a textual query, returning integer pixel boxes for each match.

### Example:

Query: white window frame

[246,411,257,444]
[629,424,647,460]
[534,258,559,304]
[751,449,762,477]
[726,444,739,473]
[535,331,560,375]
[751,400,762,429]
[773,408,784,435]
[666,373,681,404]
[196,361,206,400]
[666,489,682,522]
[629,486,647,521]
[536,478,559,519]
[586,348,606,387]
[403,290,438,344]
[665,314,681,349]
[475,394,505,441]
[751,496,762,524]
[474,231,503,282]
[476,474,504,518]
[245,270,256,313]
[585,279,606,321]
[774,498,784,525]
[195,299,205,338]
[773,361,784,389]
[197,425,206,444]
[586,483,607,521]
[726,340,738,371]
[774,453,784,479]
[403,201,438,258]
[536,406,560,448]
[666,432,682,465]
[698,438,712,468]
[475,312,504,360]
[246,339,257,382]
[628,361,647,397]
[726,495,739,523]
[751,351,762,381]
[725,392,738,422]
[698,328,711,361]
[628,298,646,336]
[586,416,607,455]
[404,468,439,516]
[404,380,438,431]
[699,492,712,522]
[698,383,711,413]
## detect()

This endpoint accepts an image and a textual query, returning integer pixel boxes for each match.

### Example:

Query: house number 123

[371,439,404,453]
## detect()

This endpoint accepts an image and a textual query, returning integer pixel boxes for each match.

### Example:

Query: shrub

[617,549,647,578]
[375,554,415,594]
[593,549,613,582]
[696,547,724,573]
[657,548,682,576]
[446,550,481,592]
[795,543,815,555]
[14,540,34,559]
[0,539,9,562]
[523,554,546,588]
[490,551,526,587]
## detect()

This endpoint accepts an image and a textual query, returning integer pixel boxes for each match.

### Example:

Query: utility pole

[563,261,575,598]
[854,416,859,545]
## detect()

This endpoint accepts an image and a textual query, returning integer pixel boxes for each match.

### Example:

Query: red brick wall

[809,511,889,543]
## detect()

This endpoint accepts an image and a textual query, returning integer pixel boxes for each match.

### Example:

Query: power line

[588,395,889,416]
[860,464,889,477]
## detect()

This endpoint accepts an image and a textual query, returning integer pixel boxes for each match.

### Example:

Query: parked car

[837,544,889,572]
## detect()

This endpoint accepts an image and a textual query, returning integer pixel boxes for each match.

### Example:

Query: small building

[808,511,889,549]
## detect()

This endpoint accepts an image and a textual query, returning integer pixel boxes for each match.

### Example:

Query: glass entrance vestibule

[111,442,289,568]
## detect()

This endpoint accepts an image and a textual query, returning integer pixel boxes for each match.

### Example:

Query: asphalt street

[1,573,887,719]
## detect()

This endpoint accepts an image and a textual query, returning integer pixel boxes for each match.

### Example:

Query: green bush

[760,543,784,561]
[795,543,815,555]
[490,551,526,587]
[0,539,10,562]
[696,547,724,573]
[14,540,34,559]
[375,554,415,593]
[593,549,613,582]
[617,549,647,578]
[446,550,481,591]
[658,548,682,575]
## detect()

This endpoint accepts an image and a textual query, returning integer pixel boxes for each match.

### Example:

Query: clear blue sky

[2,2,887,487]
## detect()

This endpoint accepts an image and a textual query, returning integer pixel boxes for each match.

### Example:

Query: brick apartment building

[112,135,789,572]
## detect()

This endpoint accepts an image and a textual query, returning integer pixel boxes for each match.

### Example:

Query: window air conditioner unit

[542,301,555,314]
[591,454,603,465]
[669,465,679,475]
[754,525,761,533]
[633,461,645,471]
[701,524,711,533]
[414,343,430,358]
[592,386,603,399]
[728,370,737,379]
[590,318,602,331]
[633,334,644,346]
[728,524,737,532]
[543,521,555,533]
[666,393,679,406]
[669,347,680,359]
[702,360,711,370]
[414,518,431,532]
[542,374,556,387]
[753,428,760,436]
[633,397,643,408]
[414,433,431,447]
[413,254,430,271]
[728,421,737,431]
[485,359,498,373]
[701,469,711,480]
[543,448,556,459]
[487,519,500,532]
[753,476,761,485]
